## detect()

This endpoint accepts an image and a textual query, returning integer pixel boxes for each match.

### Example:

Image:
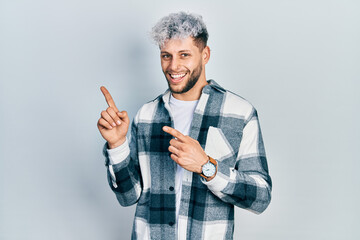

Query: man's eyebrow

[160,50,191,54]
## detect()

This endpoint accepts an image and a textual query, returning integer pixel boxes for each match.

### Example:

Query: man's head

[151,12,210,100]
[151,12,209,51]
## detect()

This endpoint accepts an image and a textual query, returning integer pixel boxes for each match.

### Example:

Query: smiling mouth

[169,73,187,83]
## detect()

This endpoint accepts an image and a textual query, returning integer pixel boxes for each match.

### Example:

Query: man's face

[160,37,206,95]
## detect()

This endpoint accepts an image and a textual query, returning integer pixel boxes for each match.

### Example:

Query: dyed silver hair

[151,12,208,48]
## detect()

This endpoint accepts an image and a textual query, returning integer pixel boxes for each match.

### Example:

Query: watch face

[202,162,216,177]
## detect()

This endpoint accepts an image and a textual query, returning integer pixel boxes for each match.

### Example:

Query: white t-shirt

[169,94,198,229]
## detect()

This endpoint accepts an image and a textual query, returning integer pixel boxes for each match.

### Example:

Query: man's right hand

[97,86,130,149]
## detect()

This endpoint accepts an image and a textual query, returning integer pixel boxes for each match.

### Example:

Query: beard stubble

[166,63,203,94]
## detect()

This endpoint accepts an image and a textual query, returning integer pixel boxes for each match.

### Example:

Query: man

[98,12,271,240]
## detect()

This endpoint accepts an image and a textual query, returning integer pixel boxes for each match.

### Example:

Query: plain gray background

[1,0,359,239]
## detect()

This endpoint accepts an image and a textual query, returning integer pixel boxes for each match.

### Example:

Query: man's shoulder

[208,80,255,119]
[223,89,254,109]
[222,89,255,121]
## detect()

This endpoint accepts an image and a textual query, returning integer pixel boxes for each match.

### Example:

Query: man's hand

[163,126,208,173]
[97,86,130,149]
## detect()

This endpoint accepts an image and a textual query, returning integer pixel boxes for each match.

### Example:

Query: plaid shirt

[103,80,272,240]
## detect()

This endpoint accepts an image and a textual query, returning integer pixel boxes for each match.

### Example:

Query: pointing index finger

[100,86,119,112]
[163,126,186,142]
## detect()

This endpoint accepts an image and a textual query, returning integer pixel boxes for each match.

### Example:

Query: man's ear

[203,46,211,64]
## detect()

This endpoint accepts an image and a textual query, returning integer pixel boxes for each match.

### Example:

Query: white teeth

[170,73,186,78]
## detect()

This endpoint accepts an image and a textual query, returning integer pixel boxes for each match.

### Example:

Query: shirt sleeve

[201,108,272,214]
[103,119,142,207]
[105,138,130,188]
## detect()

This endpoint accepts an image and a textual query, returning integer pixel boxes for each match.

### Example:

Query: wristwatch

[200,156,217,181]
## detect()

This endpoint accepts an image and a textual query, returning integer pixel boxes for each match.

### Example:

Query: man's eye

[162,55,170,59]
[181,53,190,57]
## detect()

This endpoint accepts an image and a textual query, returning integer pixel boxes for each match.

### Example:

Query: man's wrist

[108,138,126,149]
[106,138,130,165]
[199,156,218,181]
[197,155,209,173]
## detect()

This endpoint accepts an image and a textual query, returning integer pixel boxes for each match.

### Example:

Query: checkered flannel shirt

[103,80,272,240]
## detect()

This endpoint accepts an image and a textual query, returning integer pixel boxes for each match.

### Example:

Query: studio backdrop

[0,0,359,239]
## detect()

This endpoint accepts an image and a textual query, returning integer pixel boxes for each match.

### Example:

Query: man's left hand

[163,126,208,173]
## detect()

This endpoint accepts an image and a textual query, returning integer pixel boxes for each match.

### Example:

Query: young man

[98,12,272,240]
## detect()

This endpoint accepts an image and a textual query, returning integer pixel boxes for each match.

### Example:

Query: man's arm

[202,109,271,214]
[103,120,142,207]
[98,86,142,206]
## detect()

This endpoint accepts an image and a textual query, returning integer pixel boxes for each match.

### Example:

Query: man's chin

[168,85,186,94]
[166,71,200,94]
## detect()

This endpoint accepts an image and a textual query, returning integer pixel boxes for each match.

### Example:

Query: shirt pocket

[204,126,242,164]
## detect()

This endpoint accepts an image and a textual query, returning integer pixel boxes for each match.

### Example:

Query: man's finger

[163,126,186,142]
[168,145,180,156]
[100,86,119,112]
[117,111,130,125]
[170,153,179,164]
[98,118,113,130]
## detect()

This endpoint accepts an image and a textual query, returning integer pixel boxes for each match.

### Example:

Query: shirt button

[169,186,174,191]
[168,222,174,226]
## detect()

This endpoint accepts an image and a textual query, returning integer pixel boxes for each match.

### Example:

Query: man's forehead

[160,37,198,51]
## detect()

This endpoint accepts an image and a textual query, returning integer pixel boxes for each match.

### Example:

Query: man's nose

[169,57,180,71]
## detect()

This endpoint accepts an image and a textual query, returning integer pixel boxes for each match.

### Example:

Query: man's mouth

[169,73,187,83]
